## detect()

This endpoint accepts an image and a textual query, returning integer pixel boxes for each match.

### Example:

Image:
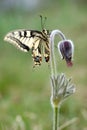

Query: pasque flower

[50,30,75,107]
[58,40,74,67]
[49,30,75,130]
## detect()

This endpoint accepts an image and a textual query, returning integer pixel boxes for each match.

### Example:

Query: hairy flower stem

[50,30,66,76]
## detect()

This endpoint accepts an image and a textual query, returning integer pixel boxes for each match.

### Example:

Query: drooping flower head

[58,40,74,67]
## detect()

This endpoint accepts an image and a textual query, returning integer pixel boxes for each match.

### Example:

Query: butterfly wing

[32,42,42,66]
[44,46,50,62]
[4,29,44,52]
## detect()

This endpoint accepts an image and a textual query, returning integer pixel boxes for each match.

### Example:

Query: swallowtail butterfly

[4,16,50,67]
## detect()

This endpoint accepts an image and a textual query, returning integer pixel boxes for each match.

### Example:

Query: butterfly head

[42,29,50,35]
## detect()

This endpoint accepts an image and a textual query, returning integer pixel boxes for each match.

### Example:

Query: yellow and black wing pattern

[4,29,50,66]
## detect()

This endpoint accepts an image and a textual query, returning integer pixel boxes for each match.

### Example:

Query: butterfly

[4,16,50,67]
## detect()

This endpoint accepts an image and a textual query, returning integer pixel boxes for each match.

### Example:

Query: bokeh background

[0,0,87,129]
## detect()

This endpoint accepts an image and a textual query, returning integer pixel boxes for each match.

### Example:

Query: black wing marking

[8,36,30,51]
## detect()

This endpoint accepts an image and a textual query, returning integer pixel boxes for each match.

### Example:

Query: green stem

[53,106,60,130]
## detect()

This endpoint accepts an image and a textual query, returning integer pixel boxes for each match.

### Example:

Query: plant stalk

[53,106,60,130]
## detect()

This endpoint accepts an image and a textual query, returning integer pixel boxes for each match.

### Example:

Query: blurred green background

[0,0,87,129]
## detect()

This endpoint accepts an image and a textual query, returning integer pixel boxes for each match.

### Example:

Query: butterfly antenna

[40,15,47,30]
[40,15,43,30]
[43,16,47,29]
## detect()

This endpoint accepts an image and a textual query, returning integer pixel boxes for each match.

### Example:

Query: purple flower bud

[58,40,74,67]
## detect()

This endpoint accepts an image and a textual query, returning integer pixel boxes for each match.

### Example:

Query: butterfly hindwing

[32,40,42,66]
[44,46,50,62]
